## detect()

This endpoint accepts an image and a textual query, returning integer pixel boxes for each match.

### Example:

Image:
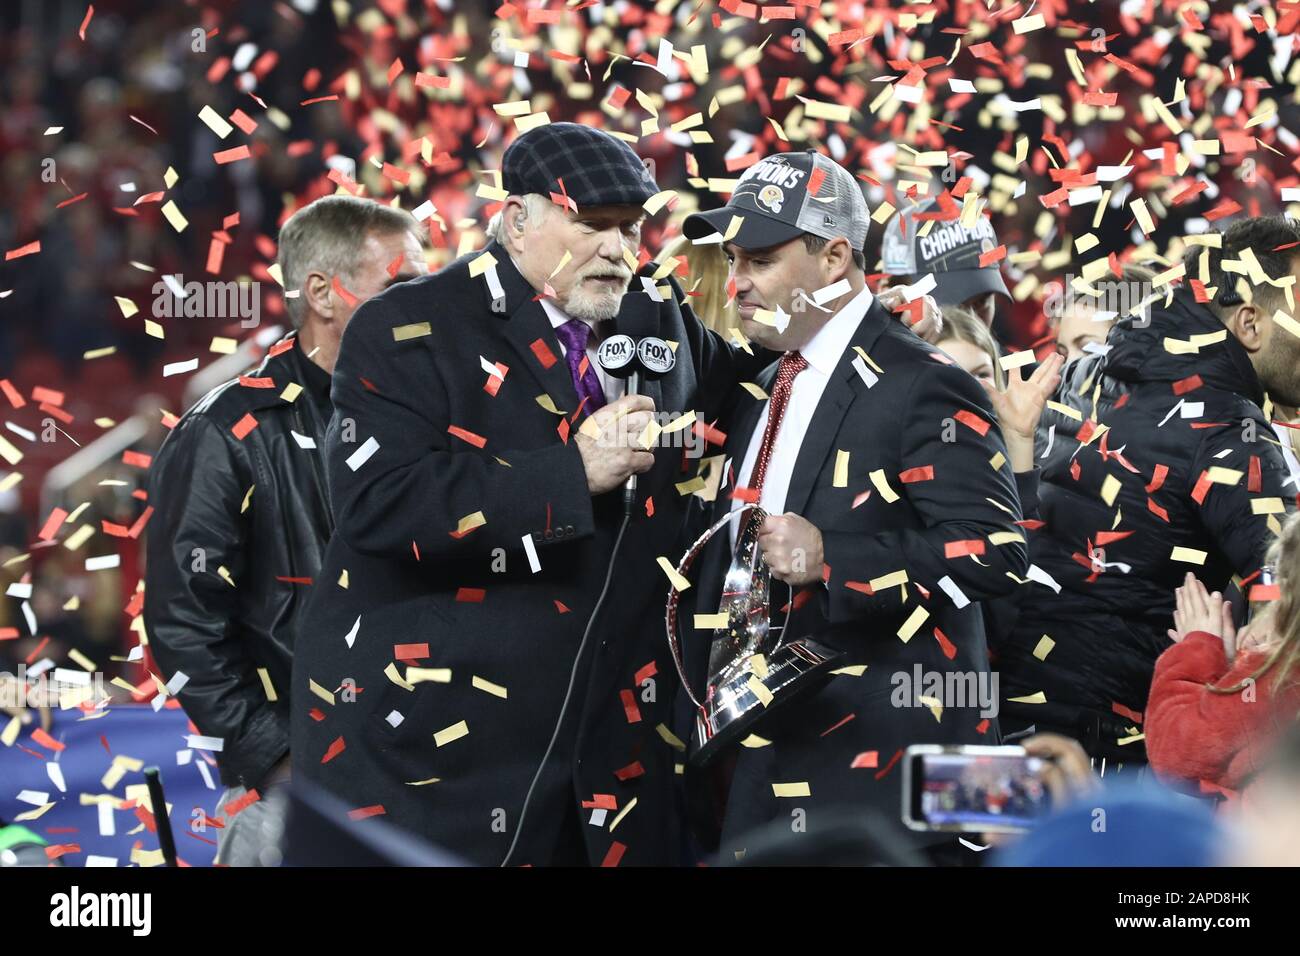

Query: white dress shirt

[729,285,874,537]
[540,297,624,405]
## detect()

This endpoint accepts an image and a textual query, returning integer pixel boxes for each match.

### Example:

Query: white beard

[562,275,631,321]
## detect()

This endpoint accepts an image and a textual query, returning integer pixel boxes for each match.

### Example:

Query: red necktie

[745,351,808,498]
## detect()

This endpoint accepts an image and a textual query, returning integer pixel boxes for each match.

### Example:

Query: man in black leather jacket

[143,195,425,865]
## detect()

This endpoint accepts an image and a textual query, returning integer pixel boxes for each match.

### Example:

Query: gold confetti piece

[662,410,696,434]
[407,667,452,685]
[1171,546,1208,565]
[740,382,768,400]
[1251,497,1286,515]
[772,782,811,798]
[309,679,335,705]
[13,802,55,822]
[1273,311,1300,340]
[1012,12,1045,32]
[740,734,772,748]
[746,674,774,708]
[643,190,677,216]
[406,777,441,786]
[144,319,164,339]
[114,296,138,318]
[280,382,302,403]
[433,720,469,747]
[658,556,691,591]
[989,451,1007,471]
[198,105,233,138]
[161,200,188,233]
[869,469,900,503]
[871,202,896,225]
[384,662,414,691]
[240,485,254,514]
[897,605,929,643]
[468,251,498,278]
[722,214,744,242]
[393,322,432,341]
[656,724,686,751]
[68,648,96,672]
[130,847,166,868]
[535,394,566,415]
[694,612,729,629]
[472,676,507,699]
[999,350,1036,372]
[830,664,867,677]
[493,99,532,116]
[0,435,23,466]
[1008,691,1047,704]
[547,250,572,280]
[515,112,552,133]
[990,531,1027,546]
[217,566,236,587]
[799,97,851,123]
[833,450,850,488]
[455,511,486,535]
[675,476,707,496]
[749,654,769,680]
[1100,474,1121,506]
[1046,400,1082,421]
[209,336,237,355]
[1130,198,1156,236]
[257,667,277,702]
[163,166,179,189]
[1206,467,1243,485]
[1,716,19,747]
[338,569,349,589]
[869,569,908,591]
[609,795,637,833]
[1032,635,1055,661]
[63,525,94,551]
[1117,733,1145,747]
[637,418,662,450]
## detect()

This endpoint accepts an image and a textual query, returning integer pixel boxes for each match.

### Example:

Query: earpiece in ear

[514,216,525,233]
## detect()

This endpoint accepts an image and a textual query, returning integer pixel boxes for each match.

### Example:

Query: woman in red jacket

[1146,512,1300,793]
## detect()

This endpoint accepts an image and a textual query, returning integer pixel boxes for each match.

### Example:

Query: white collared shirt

[540,297,625,405]
[730,285,874,531]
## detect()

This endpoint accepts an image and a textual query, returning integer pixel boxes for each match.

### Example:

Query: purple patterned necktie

[554,317,607,417]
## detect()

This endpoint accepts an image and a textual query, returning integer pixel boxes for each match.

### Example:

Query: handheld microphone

[597,292,677,515]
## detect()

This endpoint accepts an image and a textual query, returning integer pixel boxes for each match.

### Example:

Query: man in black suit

[291,124,762,866]
[677,151,1029,863]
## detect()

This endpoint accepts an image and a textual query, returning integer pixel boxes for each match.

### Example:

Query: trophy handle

[666,504,791,711]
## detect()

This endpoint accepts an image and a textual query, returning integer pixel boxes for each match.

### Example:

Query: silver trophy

[666,504,845,766]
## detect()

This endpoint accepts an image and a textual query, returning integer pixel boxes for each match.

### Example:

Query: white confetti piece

[812,278,852,306]
[186,734,224,752]
[344,615,361,648]
[85,554,120,571]
[291,431,317,449]
[47,762,67,793]
[98,801,115,837]
[85,855,119,867]
[948,78,976,94]
[346,436,380,471]
[17,790,49,806]
[1026,564,1062,594]
[163,358,199,377]
[165,670,189,696]
[937,575,971,609]
[386,710,404,728]
[522,532,541,574]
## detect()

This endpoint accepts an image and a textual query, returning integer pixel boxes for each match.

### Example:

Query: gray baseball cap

[682,149,869,252]
[880,196,1010,306]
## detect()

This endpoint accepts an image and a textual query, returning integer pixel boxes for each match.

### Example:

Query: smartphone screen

[903,745,1052,833]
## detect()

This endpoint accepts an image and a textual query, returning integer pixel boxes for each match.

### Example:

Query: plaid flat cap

[502,122,659,208]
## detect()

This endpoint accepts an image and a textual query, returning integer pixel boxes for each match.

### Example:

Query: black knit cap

[501,122,659,207]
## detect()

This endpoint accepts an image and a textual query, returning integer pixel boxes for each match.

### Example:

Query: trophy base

[690,637,846,768]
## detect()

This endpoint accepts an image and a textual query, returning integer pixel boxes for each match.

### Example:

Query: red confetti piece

[953,410,990,436]
[229,109,257,135]
[1095,530,1134,546]
[899,465,935,483]
[1145,464,1168,494]
[614,762,645,781]
[820,713,856,736]
[851,751,879,769]
[331,275,358,308]
[231,413,259,440]
[300,95,340,106]
[321,736,346,764]
[447,425,487,448]
[978,244,1006,268]
[46,844,81,860]
[619,688,642,723]
[239,376,275,389]
[530,338,558,369]
[0,379,25,408]
[387,57,404,85]
[1172,374,1203,396]
[347,805,386,821]
[31,728,65,752]
[5,241,40,261]
[1191,470,1213,505]
[1111,701,1143,725]
[633,661,657,685]
[600,841,626,867]
[394,643,429,661]
[56,192,88,209]
[933,627,957,661]
[1248,456,1262,493]
[123,450,151,468]
[214,145,252,165]
[582,794,618,810]
[224,789,261,816]
[38,508,69,541]
[944,539,986,558]
[874,748,904,781]
[975,718,991,735]
[806,165,827,196]
[386,253,405,279]
[78,4,93,40]
[455,587,486,602]
[851,489,872,509]
[844,580,875,596]
[554,600,570,614]
[1249,583,1281,602]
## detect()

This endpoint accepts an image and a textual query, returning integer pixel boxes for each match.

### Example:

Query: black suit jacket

[677,295,1030,857]
[291,241,763,866]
